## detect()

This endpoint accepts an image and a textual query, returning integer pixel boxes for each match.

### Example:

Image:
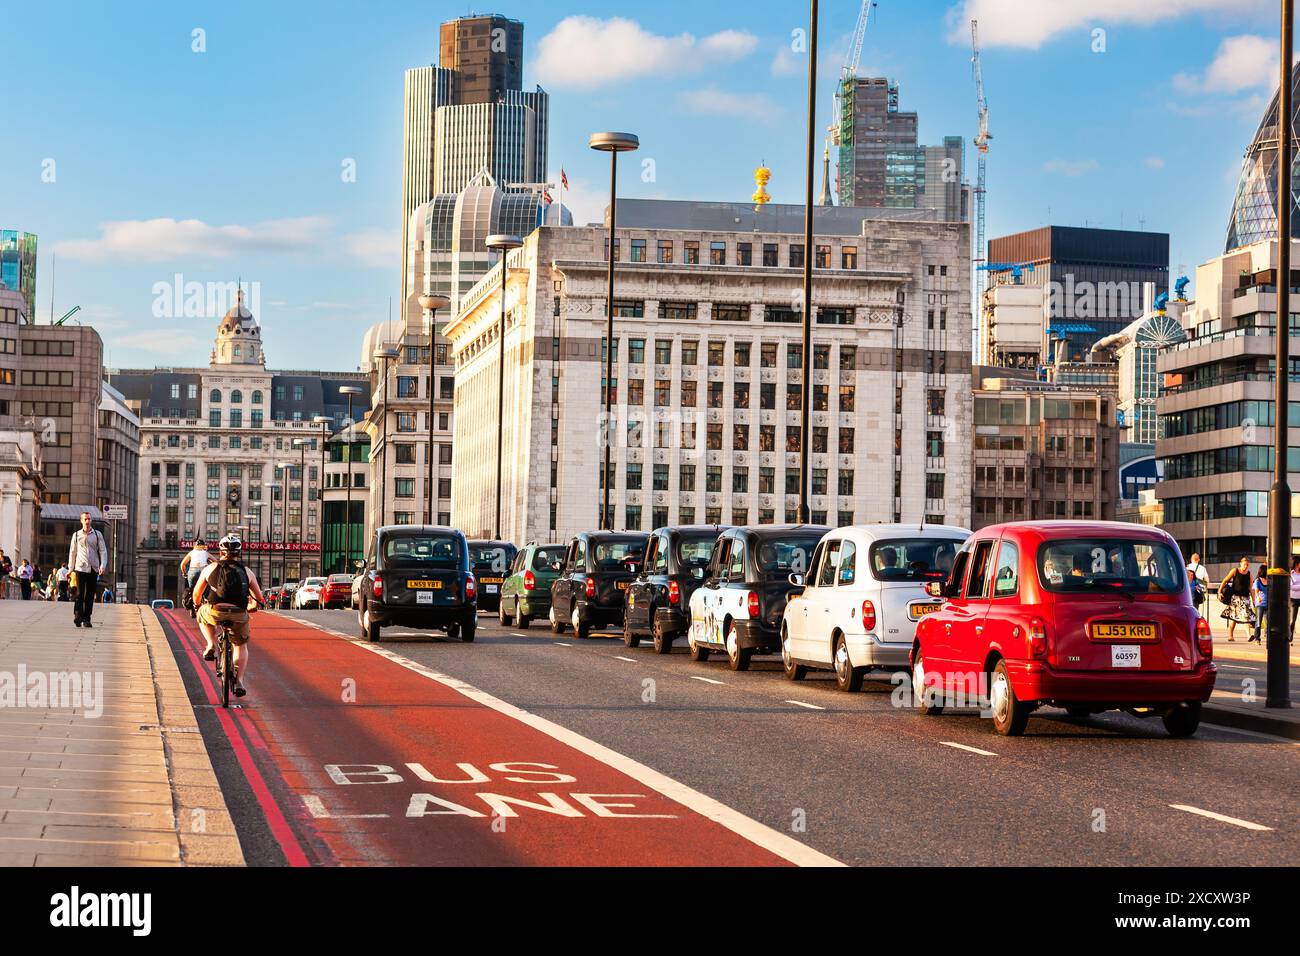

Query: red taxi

[912,521,1216,737]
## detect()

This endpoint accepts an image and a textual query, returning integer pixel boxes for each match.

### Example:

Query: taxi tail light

[524,570,536,591]
[371,576,382,598]
[465,575,476,600]
[1028,617,1047,657]
[747,590,760,618]
[1196,617,1213,659]
[585,576,596,599]
[668,580,681,605]
[861,599,877,631]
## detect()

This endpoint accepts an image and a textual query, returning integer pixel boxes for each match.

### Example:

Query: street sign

[103,505,129,520]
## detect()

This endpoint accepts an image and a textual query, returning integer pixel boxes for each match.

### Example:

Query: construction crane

[829,1,878,149]
[971,19,991,300]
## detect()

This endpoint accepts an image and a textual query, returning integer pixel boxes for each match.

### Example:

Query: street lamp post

[485,235,523,540]
[265,482,280,585]
[244,510,263,585]
[312,415,331,572]
[589,131,639,531]
[1268,0,1294,709]
[798,0,820,525]
[338,386,364,570]
[293,439,308,578]
[417,293,451,527]
[374,346,401,532]
[275,462,293,587]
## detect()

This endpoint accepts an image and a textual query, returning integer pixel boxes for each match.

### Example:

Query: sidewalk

[1193,594,1299,738]
[0,601,243,865]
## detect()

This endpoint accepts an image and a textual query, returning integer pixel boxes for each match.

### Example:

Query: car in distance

[549,531,648,639]
[277,584,297,610]
[355,525,478,643]
[687,525,829,670]
[150,599,174,609]
[321,574,353,609]
[912,521,1216,737]
[499,542,566,628]
[467,540,518,613]
[782,524,969,691]
[624,525,729,653]
[293,576,328,610]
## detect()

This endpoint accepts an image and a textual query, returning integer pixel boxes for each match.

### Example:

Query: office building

[98,382,141,597]
[400,15,548,328]
[443,203,973,542]
[0,231,37,321]
[1225,61,1300,252]
[0,430,44,576]
[1155,238,1298,577]
[971,367,1119,531]
[108,292,371,600]
[835,77,965,221]
[988,225,1169,363]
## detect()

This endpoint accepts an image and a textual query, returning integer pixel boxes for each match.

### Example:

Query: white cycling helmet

[218,534,243,554]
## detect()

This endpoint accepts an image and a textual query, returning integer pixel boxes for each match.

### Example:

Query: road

[156,606,1298,866]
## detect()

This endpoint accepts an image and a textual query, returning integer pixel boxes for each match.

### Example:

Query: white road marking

[614,656,637,663]
[301,621,842,867]
[690,675,725,686]
[785,699,825,711]
[553,642,571,647]
[1200,722,1300,745]
[1168,804,1273,831]
[939,741,998,757]
[512,633,529,638]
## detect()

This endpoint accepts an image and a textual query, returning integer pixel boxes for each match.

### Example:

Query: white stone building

[444,209,973,543]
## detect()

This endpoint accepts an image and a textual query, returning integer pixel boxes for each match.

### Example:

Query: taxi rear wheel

[1162,702,1201,738]
[498,602,510,625]
[781,628,806,681]
[725,624,752,671]
[913,651,942,715]
[623,617,641,648]
[549,606,566,634]
[652,624,674,655]
[572,606,590,640]
[833,633,863,692]
[688,639,710,663]
[990,659,1030,736]
[461,619,476,643]
[361,606,382,643]
[515,605,530,629]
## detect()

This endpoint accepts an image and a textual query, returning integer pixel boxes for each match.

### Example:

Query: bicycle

[210,598,261,707]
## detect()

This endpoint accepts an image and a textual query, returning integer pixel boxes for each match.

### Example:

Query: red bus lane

[159,610,838,867]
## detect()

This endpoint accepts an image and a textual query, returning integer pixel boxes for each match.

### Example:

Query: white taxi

[780,524,970,691]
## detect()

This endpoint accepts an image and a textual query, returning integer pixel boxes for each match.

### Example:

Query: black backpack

[205,561,250,608]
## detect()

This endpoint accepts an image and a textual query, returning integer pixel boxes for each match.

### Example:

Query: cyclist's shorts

[198,604,251,645]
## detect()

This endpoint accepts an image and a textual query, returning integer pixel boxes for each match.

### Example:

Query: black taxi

[356,525,478,642]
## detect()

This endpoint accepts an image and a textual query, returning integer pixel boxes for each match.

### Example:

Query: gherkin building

[1225,64,1300,252]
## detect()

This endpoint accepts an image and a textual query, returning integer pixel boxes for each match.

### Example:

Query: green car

[498,542,567,628]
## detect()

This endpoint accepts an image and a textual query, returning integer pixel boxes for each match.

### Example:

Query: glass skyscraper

[1225,62,1300,252]
[0,230,36,320]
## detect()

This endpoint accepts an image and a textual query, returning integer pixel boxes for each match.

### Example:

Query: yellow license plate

[616,581,629,590]
[407,580,442,590]
[478,576,503,584]
[911,603,942,618]
[1091,622,1156,641]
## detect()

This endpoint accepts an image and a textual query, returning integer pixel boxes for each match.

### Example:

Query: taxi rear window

[1037,538,1184,594]
[384,534,462,570]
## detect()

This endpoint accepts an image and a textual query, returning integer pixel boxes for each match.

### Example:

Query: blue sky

[0,0,1282,370]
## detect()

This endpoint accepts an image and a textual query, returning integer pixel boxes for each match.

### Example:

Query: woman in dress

[1218,556,1256,642]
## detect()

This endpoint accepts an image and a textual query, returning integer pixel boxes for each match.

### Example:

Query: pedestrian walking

[67,511,109,629]
[0,550,11,599]
[1186,552,1210,628]
[1250,563,1268,644]
[55,562,70,602]
[1290,557,1300,644]
[16,559,34,600]
[1218,556,1256,642]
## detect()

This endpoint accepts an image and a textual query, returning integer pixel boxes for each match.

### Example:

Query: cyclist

[193,535,266,697]
[180,538,211,598]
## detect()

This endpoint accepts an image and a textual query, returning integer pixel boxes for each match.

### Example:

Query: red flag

[543,189,553,204]
[561,168,569,190]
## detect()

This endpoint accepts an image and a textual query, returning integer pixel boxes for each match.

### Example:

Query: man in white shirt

[67,511,109,628]
[180,538,212,608]
[55,563,70,601]
[1186,553,1210,625]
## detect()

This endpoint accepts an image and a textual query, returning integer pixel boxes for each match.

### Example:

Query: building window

[789,244,804,268]
[394,478,415,498]
[657,240,673,263]
[210,389,221,403]
[661,302,697,322]
[680,464,696,492]
[397,376,418,398]
[626,462,642,490]
[630,238,646,262]
[613,299,644,318]
[815,245,831,268]
[628,338,646,364]
[680,340,698,364]
[737,242,752,265]
[654,339,672,364]
[395,444,417,464]
[709,241,726,265]
[713,303,747,322]
[762,243,778,266]
[683,241,700,264]
[841,247,858,269]
[209,410,221,428]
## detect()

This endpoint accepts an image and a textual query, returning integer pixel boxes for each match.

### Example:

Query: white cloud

[342,228,397,269]
[771,46,802,77]
[552,176,606,228]
[947,0,1269,50]
[1043,158,1100,176]
[1144,156,1166,169]
[1172,34,1277,94]
[679,87,780,122]
[110,330,203,355]
[533,16,758,89]
[56,216,327,263]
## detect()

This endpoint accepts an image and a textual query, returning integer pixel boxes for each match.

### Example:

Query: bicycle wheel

[219,631,231,708]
